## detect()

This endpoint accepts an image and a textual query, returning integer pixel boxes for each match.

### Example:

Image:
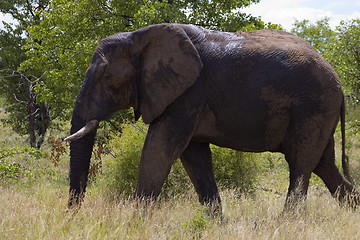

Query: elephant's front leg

[134,116,197,200]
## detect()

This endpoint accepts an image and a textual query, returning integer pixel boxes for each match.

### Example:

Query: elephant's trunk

[68,112,97,207]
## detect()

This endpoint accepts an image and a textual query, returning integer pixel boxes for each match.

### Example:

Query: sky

[1,0,360,30]
[243,0,360,30]
[0,13,15,29]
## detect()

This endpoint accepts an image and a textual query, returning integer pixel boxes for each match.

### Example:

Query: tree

[333,20,360,101]
[292,18,360,102]
[0,0,50,148]
[291,18,335,55]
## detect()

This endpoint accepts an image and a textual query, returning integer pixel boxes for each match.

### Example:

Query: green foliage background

[292,18,360,101]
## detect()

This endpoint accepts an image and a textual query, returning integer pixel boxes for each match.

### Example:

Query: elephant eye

[101,72,113,82]
[103,73,111,79]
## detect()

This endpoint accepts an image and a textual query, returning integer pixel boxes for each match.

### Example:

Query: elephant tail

[341,98,353,184]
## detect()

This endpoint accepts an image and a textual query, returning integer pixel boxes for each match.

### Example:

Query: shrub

[211,145,258,195]
[0,143,43,180]
[99,121,259,199]
[0,160,23,179]
[100,121,146,197]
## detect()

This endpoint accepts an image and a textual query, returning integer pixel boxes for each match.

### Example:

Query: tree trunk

[20,72,37,148]
[19,71,50,149]
[36,102,50,149]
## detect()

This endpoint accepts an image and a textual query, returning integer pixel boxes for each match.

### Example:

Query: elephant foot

[67,190,85,209]
[205,202,223,218]
[199,195,223,218]
[334,186,360,210]
[283,196,307,213]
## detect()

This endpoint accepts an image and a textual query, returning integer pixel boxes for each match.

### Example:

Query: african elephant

[65,23,360,211]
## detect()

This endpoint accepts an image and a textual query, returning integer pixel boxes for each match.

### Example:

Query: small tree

[332,19,360,101]
[0,0,50,148]
[291,18,335,55]
[292,18,360,101]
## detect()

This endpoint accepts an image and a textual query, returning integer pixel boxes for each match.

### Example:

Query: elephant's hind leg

[282,120,328,210]
[313,137,360,207]
[180,142,221,213]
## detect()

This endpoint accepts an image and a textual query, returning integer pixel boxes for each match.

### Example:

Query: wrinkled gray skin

[66,24,360,212]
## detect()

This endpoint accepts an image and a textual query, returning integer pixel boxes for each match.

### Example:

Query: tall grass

[2,179,360,240]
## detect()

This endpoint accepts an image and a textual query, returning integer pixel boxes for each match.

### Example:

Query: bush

[99,121,259,199]
[0,143,43,180]
[211,145,258,195]
[0,160,23,179]
[100,121,146,197]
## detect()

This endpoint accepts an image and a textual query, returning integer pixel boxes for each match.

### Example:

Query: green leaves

[291,18,360,102]
[334,20,360,99]
[0,142,43,180]
[291,18,335,55]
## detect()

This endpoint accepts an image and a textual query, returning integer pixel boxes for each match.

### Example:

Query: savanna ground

[2,105,360,240]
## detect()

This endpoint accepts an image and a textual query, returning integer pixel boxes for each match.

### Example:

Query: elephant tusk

[63,119,99,142]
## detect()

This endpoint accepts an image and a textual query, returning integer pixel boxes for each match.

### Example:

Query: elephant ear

[135,24,203,124]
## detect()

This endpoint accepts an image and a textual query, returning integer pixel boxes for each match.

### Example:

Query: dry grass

[2,178,360,240]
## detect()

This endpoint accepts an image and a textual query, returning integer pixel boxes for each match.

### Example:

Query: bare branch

[25,107,40,119]
[13,93,27,104]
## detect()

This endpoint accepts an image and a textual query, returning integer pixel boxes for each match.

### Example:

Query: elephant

[65,23,360,212]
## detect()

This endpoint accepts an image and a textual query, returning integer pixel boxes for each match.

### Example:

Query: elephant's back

[186,25,343,151]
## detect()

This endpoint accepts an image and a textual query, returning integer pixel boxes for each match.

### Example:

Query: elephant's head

[65,24,203,206]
